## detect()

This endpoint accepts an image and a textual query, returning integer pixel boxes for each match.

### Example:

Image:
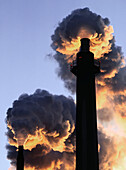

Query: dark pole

[17,145,24,170]
[71,38,100,170]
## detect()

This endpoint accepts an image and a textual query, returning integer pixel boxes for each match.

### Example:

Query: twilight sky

[0,0,126,169]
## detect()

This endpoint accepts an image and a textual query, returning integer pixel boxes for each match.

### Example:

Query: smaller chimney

[17,145,24,170]
[80,38,90,52]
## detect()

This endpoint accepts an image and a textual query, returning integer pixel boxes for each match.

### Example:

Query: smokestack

[17,145,24,170]
[80,38,90,52]
[71,38,100,170]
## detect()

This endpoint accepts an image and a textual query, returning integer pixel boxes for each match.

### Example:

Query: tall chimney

[70,38,100,170]
[16,145,24,170]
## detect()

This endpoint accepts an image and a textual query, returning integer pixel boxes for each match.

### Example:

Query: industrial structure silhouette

[71,38,100,170]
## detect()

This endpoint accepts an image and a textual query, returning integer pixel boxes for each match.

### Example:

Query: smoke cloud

[98,125,126,170]
[50,7,126,169]
[51,8,125,94]
[6,89,76,169]
[6,7,126,170]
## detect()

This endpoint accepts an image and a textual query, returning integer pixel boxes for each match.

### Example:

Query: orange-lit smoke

[6,90,76,170]
[8,120,75,153]
[6,7,126,170]
[24,157,76,170]
[56,25,113,63]
[24,159,63,170]
[51,7,126,169]
[98,122,126,170]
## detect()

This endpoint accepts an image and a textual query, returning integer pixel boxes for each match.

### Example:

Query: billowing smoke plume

[6,89,76,169]
[51,7,124,93]
[51,7,126,169]
[6,7,126,170]
[6,89,126,170]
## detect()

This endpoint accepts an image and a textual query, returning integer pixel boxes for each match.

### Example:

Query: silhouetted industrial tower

[70,38,100,170]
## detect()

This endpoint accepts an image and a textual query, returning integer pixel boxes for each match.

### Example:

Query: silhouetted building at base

[71,38,100,170]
